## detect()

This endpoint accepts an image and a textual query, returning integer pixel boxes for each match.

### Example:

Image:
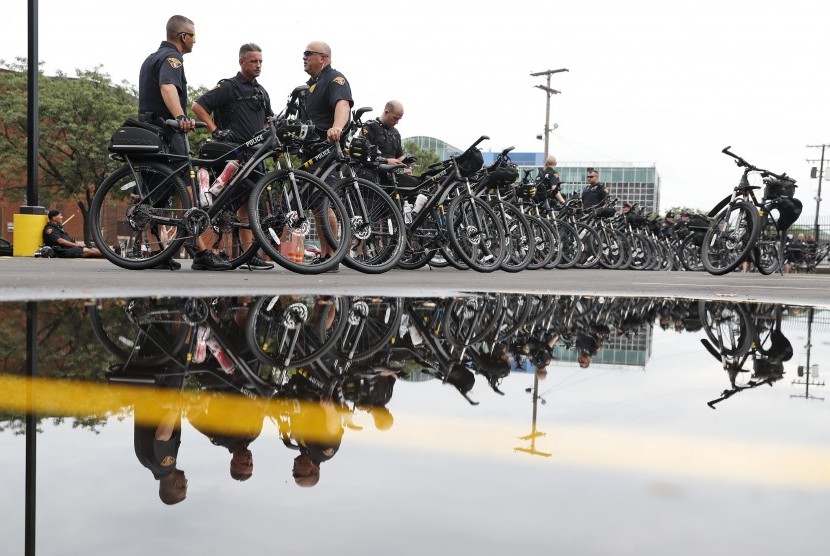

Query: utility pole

[531,68,568,163]
[515,373,552,458]
[791,308,825,401]
[806,144,828,242]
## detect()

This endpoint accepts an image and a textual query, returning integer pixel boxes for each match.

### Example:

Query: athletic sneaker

[192,250,233,271]
[312,254,340,273]
[246,256,274,270]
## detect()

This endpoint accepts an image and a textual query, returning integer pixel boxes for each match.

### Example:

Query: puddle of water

[1,294,828,555]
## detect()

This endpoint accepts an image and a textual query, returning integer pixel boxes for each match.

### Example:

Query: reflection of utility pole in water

[515,373,551,458]
[792,308,825,401]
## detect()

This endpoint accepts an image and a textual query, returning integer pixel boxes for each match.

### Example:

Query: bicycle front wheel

[329,177,406,274]
[701,200,759,275]
[248,169,351,274]
[90,161,191,269]
[446,194,506,272]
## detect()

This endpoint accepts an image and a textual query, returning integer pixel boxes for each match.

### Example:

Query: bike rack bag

[108,118,169,154]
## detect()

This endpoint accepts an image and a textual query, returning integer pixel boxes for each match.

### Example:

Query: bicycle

[288,104,407,273]
[92,94,352,274]
[701,146,799,275]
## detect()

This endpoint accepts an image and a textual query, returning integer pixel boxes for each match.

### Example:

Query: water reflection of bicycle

[699,302,792,408]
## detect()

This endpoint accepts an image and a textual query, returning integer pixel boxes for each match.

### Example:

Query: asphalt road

[1,257,829,306]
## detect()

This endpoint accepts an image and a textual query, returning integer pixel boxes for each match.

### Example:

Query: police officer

[192,43,275,271]
[138,16,231,272]
[301,41,354,268]
[582,168,608,209]
[363,100,405,164]
[138,15,197,155]
[537,155,565,204]
[302,41,353,143]
[43,210,102,258]
[192,43,273,143]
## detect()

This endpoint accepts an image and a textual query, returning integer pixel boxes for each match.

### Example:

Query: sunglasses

[303,50,327,58]
[180,32,196,40]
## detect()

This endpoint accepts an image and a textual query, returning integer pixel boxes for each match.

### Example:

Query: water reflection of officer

[576,324,610,368]
[133,372,188,505]
[188,395,264,482]
[281,371,345,488]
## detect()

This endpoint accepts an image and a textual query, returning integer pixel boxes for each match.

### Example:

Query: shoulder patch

[333,76,346,86]
[160,456,176,467]
[167,57,183,69]
[45,227,53,234]
[212,82,222,90]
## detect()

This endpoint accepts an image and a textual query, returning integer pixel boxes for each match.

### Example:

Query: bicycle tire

[90,161,190,269]
[89,298,190,366]
[333,296,403,362]
[627,233,654,271]
[679,233,704,271]
[248,169,351,274]
[701,200,760,275]
[447,194,506,272]
[398,207,442,270]
[573,222,603,269]
[598,227,626,269]
[497,200,535,273]
[327,177,406,274]
[698,300,755,357]
[552,220,582,269]
[753,215,782,275]
[245,295,350,369]
[527,215,555,270]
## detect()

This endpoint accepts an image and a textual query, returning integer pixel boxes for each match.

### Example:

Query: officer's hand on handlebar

[176,115,197,133]
[212,128,233,142]
[327,126,343,143]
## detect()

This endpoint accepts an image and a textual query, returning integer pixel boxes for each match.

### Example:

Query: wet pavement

[1,292,828,555]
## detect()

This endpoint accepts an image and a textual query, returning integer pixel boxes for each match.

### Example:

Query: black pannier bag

[687,214,710,231]
[764,177,797,200]
[108,118,169,154]
[455,148,484,178]
[479,161,519,191]
[198,140,239,168]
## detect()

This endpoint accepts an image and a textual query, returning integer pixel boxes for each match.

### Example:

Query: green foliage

[0,59,138,240]
[403,139,441,176]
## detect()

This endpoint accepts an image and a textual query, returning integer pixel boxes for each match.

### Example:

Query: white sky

[5,0,830,212]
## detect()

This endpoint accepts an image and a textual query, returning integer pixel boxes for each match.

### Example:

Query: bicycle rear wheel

[90,161,190,269]
[753,216,782,275]
[498,200,535,273]
[701,200,759,275]
[248,169,351,274]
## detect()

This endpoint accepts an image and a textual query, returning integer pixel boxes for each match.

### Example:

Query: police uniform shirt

[541,167,562,195]
[134,424,181,480]
[43,222,75,247]
[581,182,608,208]
[195,72,273,142]
[304,65,353,132]
[363,118,403,159]
[138,41,187,120]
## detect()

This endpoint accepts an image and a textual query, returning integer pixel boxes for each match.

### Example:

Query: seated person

[43,210,102,258]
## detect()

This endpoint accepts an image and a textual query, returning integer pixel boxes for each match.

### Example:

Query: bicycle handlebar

[722,145,791,182]
[164,119,207,129]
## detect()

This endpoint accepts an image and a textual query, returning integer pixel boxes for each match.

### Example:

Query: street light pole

[531,68,568,163]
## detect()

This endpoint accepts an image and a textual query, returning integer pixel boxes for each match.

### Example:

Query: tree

[403,139,441,176]
[0,59,137,241]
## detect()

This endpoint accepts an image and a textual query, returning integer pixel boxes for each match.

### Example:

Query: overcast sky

[5,0,830,212]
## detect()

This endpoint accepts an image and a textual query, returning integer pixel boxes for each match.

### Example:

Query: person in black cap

[42,210,102,258]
